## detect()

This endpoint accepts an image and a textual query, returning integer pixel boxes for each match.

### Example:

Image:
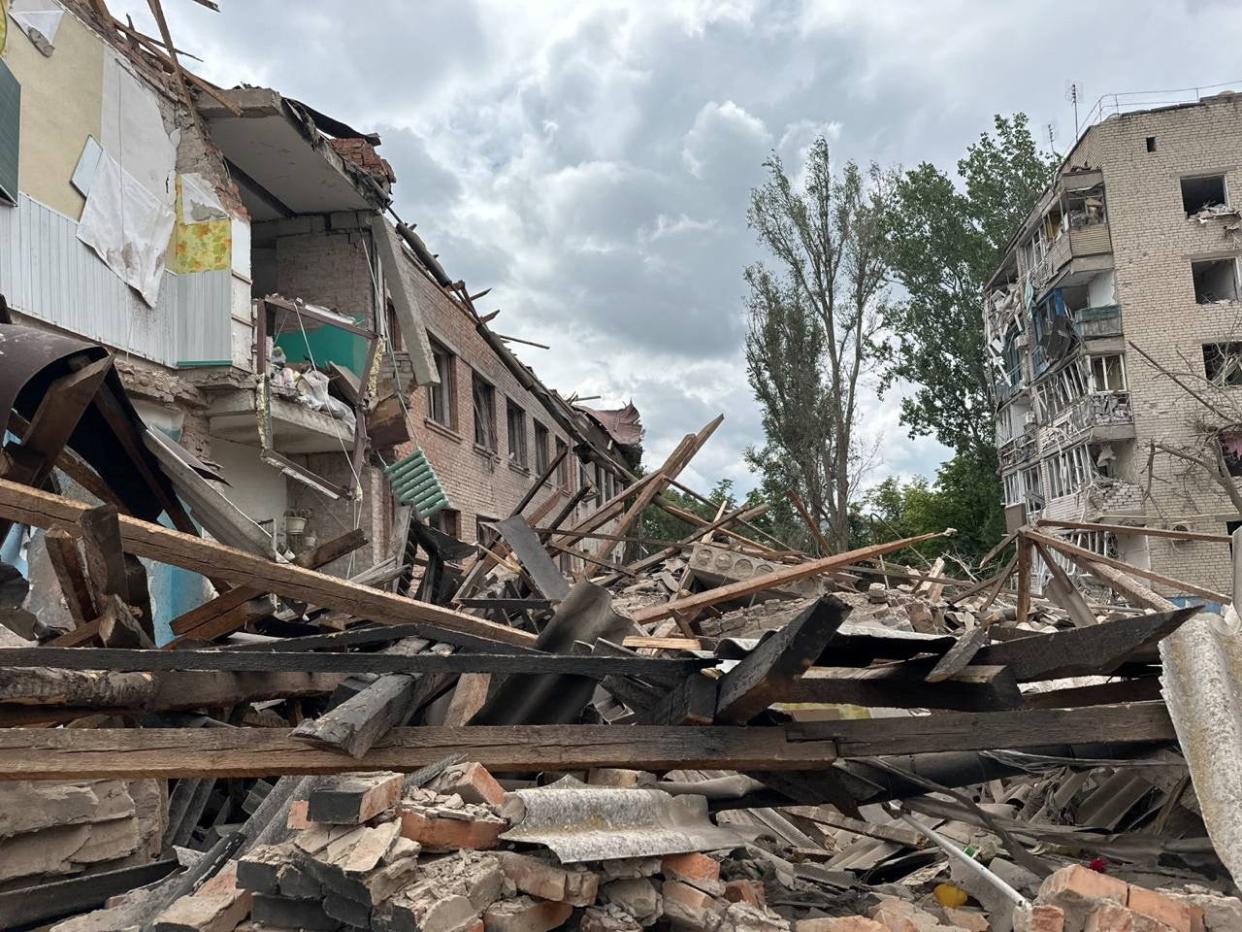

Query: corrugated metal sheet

[0,194,231,366]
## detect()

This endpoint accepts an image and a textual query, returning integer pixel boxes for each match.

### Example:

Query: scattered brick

[307,771,403,824]
[493,850,599,906]
[795,919,886,932]
[663,879,724,930]
[431,762,508,807]
[484,896,574,932]
[1127,885,1195,932]
[152,888,252,932]
[724,879,766,908]
[1013,905,1065,932]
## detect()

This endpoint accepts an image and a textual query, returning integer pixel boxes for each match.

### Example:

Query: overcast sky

[113,0,1242,495]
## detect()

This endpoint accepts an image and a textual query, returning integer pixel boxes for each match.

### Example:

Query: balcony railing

[1072,304,1122,339]
[1029,222,1113,293]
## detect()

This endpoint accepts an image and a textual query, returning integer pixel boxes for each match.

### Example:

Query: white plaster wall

[1088,270,1116,307]
[208,438,289,539]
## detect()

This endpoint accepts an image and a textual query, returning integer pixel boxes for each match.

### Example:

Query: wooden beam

[715,596,848,723]
[1029,530,1228,603]
[971,606,1196,681]
[0,477,536,647]
[0,707,1174,779]
[1037,519,1231,544]
[1031,540,1096,628]
[637,673,718,725]
[783,664,1020,712]
[0,647,706,679]
[789,490,831,555]
[43,528,98,625]
[631,531,947,624]
[1015,535,1032,625]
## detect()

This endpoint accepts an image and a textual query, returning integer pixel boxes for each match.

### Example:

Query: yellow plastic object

[934,883,969,908]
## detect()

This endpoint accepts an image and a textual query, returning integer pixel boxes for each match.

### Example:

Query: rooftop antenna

[1065,81,1082,137]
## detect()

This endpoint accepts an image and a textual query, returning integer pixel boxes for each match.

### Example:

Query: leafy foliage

[877,113,1057,458]
[745,138,895,550]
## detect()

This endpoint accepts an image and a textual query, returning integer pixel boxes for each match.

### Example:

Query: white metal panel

[0,194,231,366]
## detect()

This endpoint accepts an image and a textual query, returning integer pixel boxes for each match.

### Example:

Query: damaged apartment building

[0,0,641,642]
[985,90,1242,598]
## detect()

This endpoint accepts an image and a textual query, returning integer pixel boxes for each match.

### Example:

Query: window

[1181,174,1227,216]
[1089,355,1126,392]
[533,422,550,474]
[426,341,457,428]
[472,372,497,450]
[1003,473,1022,505]
[432,508,460,539]
[506,401,528,468]
[1203,342,1242,385]
[1193,258,1240,304]
[1146,136,1157,153]
[385,301,404,352]
[476,516,500,550]
[555,439,570,488]
[0,61,18,206]
[1222,432,1242,478]
[579,460,592,495]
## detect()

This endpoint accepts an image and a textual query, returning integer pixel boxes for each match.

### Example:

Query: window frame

[426,340,458,430]
[506,400,529,469]
[555,438,570,488]
[471,371,498,451]
[533,422,550,474]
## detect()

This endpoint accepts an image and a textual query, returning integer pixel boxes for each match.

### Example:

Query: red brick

[1127,885,1195,932]
[1014,905,1065,932]
[662,853,721,886]
[286,798,311,830]
[1039,865,1130,912]
[194,862,241,899]
[399,807,506,850]
[942,906,989,931]
[483,896,574,932]
[436,762,508,808]
[308,771,403,825]
[493,851,599,907]
[795,918,886,932]
[1085,903,1175,931]
[723,879,765,908]
[663,879,723,930]
[867,900,918,932]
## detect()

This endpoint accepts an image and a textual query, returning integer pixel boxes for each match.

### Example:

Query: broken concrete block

[0,782,99,837]
[430,762,508,807]
[307,771,403,824]
[493,850,599,906]
[376,890,478,932]
[719,901,790,932]
[599,858,664,881]
[663,879,724,930]
[251,893,339,930]
[483,896,574,932]
[399,807,506,850]
[1126,886,1195,932]
[1161,888,1239,931]
[276,860,324,900]
[604,878,664,927]
[582,903,646,932]
[152,888,253,932]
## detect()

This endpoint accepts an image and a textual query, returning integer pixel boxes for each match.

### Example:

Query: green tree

[745,138,894,550]
[878,113,1056,458]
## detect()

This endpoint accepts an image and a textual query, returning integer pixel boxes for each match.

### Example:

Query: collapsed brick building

[986,91,1242,598]
[0,0,640,640]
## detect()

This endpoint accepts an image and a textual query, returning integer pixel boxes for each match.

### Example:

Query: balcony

[206,382,356,454]
[1060,390,1135,442]
[1031,223,1114,296]
[998,432,1038,471]
[1072,304,1123,339]
[1041,478,1142,522]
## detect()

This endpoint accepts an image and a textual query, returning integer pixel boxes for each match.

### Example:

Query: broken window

[579,460,592,496]
[533,422,550,474]
[433,508,460,539]
[555,438,570,488]
[1089,443,1117,479]
[1221,432,1242,478]
[1203,342,1242,385]
[1146,136,1157,153]
[476,516,500,550]
[1193,258,1240,304]
[471,372,497,450]
[1065,185,1106,229]
[0,61,18,206]
[1089,355,1126,392]
[426,341,457,429]
[1022,465,1043,504]
[1003,473,1021,505]
[506,401,528,468]
[1181,174,1227,216]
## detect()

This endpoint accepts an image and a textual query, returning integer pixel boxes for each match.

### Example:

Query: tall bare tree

[744,138,892,550]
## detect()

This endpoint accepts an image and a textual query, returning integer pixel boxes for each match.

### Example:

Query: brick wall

[400,267,609,548]
[1081,96,1242,592]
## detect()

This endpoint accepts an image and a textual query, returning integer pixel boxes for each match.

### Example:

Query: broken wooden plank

[0,477,536,647]
[972,606,1197,681]
[1030,530,1227,603]
[0,858,178,929]
[715,596,849,724]
[783,664,1020,712]
[789,702,1174,758]
[0,706,1176,780]
[631,531,946,624]
[0,646,707,678]
[637,673,718,725]
[43,527,99,626]
[925,625,989,683]
[1031,539,1097,628]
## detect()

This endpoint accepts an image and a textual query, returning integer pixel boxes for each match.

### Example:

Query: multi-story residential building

[985,91,1242,598]
[0,1,639,640]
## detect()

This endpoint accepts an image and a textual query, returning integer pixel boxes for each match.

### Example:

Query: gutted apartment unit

[985,91,1242,597]
[0,1,639,639]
